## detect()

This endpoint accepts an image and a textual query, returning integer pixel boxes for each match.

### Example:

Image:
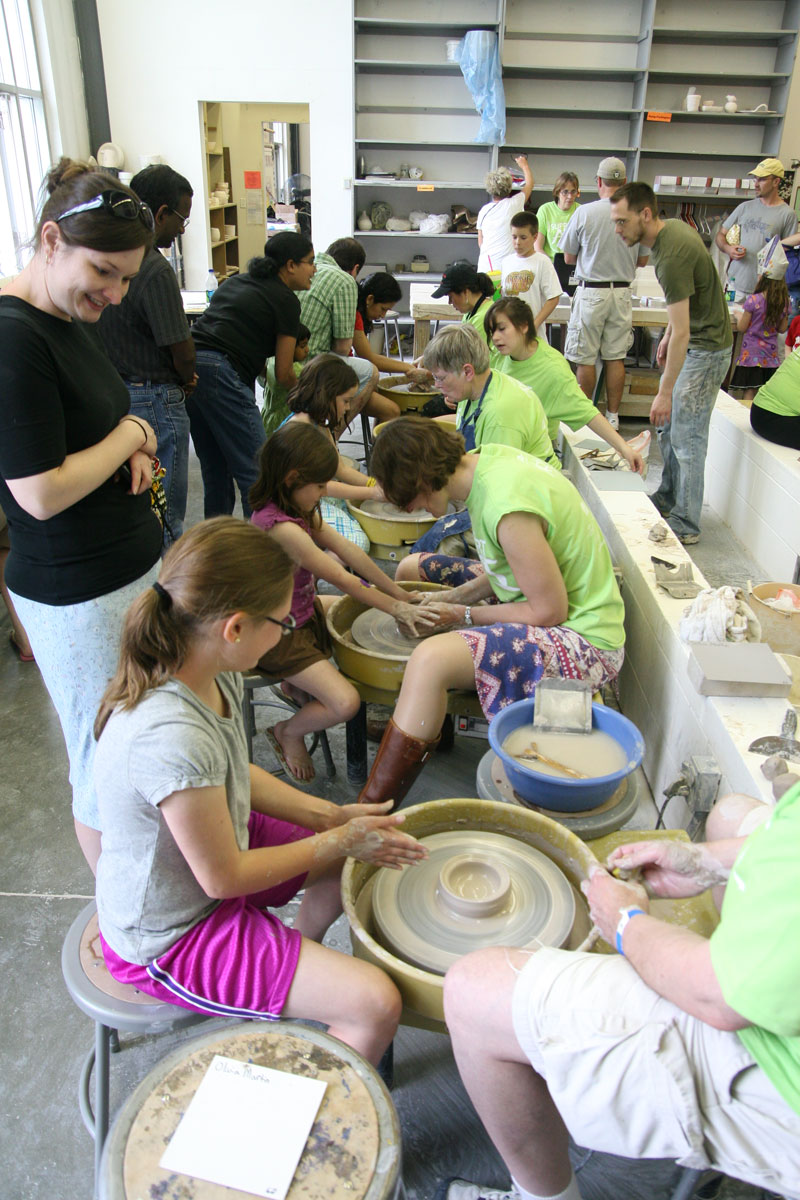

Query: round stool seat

[100,1022,402,1200]
[476,750,640,840]
[62,902,207,1034]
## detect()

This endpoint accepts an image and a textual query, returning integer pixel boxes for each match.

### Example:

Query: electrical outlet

[682,755,721,814]
[344,178,352,190]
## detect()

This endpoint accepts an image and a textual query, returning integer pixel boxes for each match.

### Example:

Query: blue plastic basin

[488,699,644,812]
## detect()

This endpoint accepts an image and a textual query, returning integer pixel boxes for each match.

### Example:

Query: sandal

[9,633,34,663]
[265,725,315,784]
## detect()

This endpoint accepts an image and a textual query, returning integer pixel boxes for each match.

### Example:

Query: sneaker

[434,1179,517,1200]
[676,531,700,545]
[606,410,620,430]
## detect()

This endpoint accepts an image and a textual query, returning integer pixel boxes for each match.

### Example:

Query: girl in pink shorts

[92,517,426,1063]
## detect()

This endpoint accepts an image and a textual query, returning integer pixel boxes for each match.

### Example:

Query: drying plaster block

[687,643,792,698]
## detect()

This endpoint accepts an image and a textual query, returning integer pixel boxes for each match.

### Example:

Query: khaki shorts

[565,285,633,364]
[512,948,800,1197]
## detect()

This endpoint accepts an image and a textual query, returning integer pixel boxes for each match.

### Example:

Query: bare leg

[75,820,102,875]
[444,947,573,1196]
[0,546,33,659]
[576,363,596,401]
[743,387,756,404]
[363,391,401,423]
[393,633,476,740]
[604,358,626,415]
[705,792,770,909]
[293,858,344,942]
[273,661,361,781]
[395,553,424,583]
[283,940,401,1063]
[346,363,380,419]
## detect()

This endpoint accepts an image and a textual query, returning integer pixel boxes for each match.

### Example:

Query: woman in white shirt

[476,155,534,273]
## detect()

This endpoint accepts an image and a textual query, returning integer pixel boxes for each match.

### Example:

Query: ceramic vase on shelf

[724,95,738,113]
[357,211,372,231]
[685,87,701,113]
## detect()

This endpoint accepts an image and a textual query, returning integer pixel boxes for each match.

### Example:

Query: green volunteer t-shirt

[710,782,800,1114]
[467,443,625,650]
[650,220,733,352]
[498,341,597,441]
[752,348,800,418]
[463,298,502,368]
[261,358,303,439]
[456,370,559,469]
[536,200,580,260]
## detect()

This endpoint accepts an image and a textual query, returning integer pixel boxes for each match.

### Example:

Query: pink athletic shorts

[100,811,312,1020]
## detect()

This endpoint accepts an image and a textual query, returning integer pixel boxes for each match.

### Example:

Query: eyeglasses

[55,190,155,232]
[170,209,191,229]
[265,613,297,637]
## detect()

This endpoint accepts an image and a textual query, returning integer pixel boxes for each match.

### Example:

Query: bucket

[750,582,800,656]
[99,1022,401,1200]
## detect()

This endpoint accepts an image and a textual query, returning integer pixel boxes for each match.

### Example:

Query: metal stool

[242,670,336,778]
[61,901,210,1196]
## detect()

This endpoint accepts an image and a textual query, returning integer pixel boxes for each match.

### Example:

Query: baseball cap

[597,156,626,181]
[749,157,785,178]
[431,261,481,298]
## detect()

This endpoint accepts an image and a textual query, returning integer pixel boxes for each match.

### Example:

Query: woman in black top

[187,232,316,518]
[0,158,161,870]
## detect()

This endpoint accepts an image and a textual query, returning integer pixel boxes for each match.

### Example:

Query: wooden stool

[98,1022,402,1200]
[242,671,336,779]
[61,902,210,1197]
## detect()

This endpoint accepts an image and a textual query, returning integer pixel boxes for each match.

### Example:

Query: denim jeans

[650,345,731,539]
[126,382,189,545]
[186,349,266,518]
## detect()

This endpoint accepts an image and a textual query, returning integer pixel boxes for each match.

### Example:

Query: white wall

[95,0,354,289]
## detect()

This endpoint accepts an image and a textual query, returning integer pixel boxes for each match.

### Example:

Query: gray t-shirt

[560,197,646,283]
[724,198,798,295]
[95,672,250,964]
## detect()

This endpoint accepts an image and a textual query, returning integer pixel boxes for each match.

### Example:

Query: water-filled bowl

[489,699,644,812]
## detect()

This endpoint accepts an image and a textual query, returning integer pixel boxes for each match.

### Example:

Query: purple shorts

[100,811,313,1020]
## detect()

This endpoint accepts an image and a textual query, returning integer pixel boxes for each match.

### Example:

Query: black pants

[750,401,800,450]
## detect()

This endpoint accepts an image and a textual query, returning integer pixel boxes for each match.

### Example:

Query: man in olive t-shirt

[611,182,732,544]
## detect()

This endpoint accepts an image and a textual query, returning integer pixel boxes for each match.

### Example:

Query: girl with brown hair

[0,157,161,869]
[249,423,435,781]
[93,516,426,1064]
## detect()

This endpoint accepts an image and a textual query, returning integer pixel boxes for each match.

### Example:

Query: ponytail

[248,231,313,279]
[94,518,293,737]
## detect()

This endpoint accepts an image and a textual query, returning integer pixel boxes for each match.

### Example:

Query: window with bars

[0,0,49,276]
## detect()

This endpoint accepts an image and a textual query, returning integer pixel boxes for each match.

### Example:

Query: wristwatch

[615,906,645,955]
[463,606,474,627]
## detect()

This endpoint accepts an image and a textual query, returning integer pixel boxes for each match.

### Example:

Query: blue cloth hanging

[456,30,507,146]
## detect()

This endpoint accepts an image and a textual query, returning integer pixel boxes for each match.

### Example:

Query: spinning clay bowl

[342,798,597,1029]
[326,581,448,693]
[489,699,644,813]
[374,374,440,412]
[346,498,440,551]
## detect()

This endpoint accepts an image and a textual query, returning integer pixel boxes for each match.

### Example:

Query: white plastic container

[205,269,218,304]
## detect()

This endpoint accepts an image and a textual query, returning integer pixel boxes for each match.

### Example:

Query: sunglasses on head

[55,190,155,232]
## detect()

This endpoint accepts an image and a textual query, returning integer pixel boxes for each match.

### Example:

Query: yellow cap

[749,157,785,178]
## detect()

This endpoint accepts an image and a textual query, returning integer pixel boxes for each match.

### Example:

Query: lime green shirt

[261,358,303,439]
[752,347,800,418]
[535,200,580,259]
[710,782,800,1114]
[467,443,625,650]
[463,298,502,368]
[456,370,559,469]
[498,342,597,441]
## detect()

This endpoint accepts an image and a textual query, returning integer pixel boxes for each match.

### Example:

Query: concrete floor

[0,424,775,1200]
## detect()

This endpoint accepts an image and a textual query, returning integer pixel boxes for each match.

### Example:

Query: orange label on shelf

[416,184,435,191]
[243,170,261,189]
[646,111,672,122]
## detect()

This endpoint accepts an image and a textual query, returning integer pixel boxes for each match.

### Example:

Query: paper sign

[646,111,672,122]
[416,183,435,191]
[244,170,262,190]
[160,1054,326,1199]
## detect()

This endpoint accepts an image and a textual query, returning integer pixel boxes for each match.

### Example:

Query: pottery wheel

[371,830,576,974]
[360,499,434,521]
[391,383,439,398]
[351,608,426,656]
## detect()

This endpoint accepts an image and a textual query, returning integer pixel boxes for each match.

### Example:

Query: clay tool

[533,678,593,734]
[651,556,702,599]
[517,743,589,780]
[748,709,800,762]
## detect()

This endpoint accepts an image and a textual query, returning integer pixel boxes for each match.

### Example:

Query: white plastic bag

[757,235,789,280]
[418,214,450,235]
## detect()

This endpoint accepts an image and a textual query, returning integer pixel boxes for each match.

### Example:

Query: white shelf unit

[354,0,800,309]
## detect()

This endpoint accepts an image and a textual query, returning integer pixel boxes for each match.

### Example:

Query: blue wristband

[615,906,645,955]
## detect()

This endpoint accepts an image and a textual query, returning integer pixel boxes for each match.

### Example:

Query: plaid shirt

[299,251,357,354]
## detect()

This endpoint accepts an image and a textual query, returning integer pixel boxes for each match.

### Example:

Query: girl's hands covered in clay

[605,840,730,898]
[391,600,440,637]
[405,601,464,634]
[330,808,428,870]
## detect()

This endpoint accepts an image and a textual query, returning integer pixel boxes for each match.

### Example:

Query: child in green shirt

[261,323,310,439]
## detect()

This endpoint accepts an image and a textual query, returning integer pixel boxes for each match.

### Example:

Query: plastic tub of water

[750,582,800,656]
[489,698,644,812]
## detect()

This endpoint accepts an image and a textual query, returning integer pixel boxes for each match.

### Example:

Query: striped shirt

[299,251,357,354]
[98,247,190,384]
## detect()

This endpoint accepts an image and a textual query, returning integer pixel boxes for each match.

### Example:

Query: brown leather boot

[357,718,440,811]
